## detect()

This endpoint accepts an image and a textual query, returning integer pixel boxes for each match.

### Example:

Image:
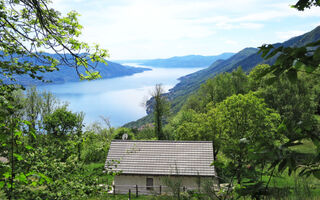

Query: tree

[169,108,221,159]
[258,76,317,141]
[0,0,108,84]
[14,87,65,134]
[170,109,207,141]
[0,1,108,198]
[43,106,83,137]
[24,87,42,131]
[81,122,112,163]
[40,90,59,121]
[292,0,320,10]
[257,1,320,181]
[211,92,281,184]
[183,67,248,112]
[251,66,320,180]
[0,85,26,200]
[231,67,249,94]
[259,0,320,82]
[248,64,318,140]
[112,127,135,140]
[151,84,170,140]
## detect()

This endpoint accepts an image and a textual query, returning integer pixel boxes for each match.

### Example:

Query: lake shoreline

[38,64,204,127]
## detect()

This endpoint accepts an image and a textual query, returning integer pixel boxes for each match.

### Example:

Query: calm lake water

[38,64,203,127]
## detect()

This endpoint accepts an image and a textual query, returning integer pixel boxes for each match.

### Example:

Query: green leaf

[313,47,320,62]
[13,153,23,161]
[313,170,320,180]
[38,173,52,184]
[23,120,32,126]
[17,173,28,184]
[259,44,274,58]
[311,136,320,148]
[278,159,287,173]
[14,130,22,137]
[266,46,283,59]
[286,68,297,83]
[0,181,5,189]
[304,65,315,73]
[265,76,278,85]
[293,60,305,69]
[4,172,11,179]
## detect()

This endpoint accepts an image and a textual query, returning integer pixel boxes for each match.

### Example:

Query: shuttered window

[146,178,153,190]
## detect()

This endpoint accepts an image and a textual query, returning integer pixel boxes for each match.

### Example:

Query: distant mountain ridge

[124,25,320,128]
[2,53,151,86]
[116,53,235,68]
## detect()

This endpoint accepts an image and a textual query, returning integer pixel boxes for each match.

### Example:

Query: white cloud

[215,22,264,30]
[276,30,307,41]
[50,0,320,59]
[225,40,239,45]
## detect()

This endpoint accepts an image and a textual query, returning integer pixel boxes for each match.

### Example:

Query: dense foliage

[0,88,120,199]
[0,0,109,199]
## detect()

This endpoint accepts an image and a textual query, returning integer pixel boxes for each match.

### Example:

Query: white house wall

[112,175,216,195]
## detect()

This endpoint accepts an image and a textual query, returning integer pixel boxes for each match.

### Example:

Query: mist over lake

[38,64,203,127]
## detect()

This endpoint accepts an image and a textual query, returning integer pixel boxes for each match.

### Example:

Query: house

[105,140,217,195]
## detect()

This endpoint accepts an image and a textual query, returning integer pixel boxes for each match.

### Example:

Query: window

[146,178,153,190]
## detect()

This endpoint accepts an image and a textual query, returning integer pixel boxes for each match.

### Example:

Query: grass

[289,139,317,154]
[86,194,157,200]
[260,139,320,200]
[264,173,320,200]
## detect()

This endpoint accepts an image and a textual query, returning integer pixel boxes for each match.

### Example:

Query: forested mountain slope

[165,25,320,113]
[124,25,320,128]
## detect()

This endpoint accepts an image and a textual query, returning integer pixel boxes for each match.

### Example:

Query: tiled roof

[105,140,216,177]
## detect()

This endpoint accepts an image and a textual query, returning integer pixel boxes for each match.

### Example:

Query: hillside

[3,53,151,86]
[124,25,320,128]
[116,53,235,68]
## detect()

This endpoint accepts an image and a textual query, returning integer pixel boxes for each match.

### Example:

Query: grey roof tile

[105,140,216,176]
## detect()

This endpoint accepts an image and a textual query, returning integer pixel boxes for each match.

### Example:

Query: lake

[39,64,203,127]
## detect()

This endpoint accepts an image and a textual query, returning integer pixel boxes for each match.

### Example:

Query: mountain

[124,25,320,128]
[116,53,235,68]
[2,53,151,86]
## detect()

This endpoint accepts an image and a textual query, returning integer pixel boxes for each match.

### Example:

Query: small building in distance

[105,140,217,195]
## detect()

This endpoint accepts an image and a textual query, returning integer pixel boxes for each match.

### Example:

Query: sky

[52,0,320,60]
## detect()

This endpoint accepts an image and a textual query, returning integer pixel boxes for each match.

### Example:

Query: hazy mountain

[2,53,151,86]
[116,53,235,68]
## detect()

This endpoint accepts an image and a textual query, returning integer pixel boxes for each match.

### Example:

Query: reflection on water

[38,64,203,127]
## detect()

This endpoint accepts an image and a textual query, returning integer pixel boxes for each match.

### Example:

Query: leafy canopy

[259,0,320,82]
[0,0,108,82]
